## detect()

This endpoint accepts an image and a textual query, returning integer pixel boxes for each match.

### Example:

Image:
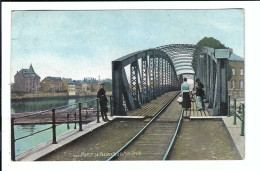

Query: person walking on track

[97,83,110,122]
[195,78,205,111]
[181,78,191,110]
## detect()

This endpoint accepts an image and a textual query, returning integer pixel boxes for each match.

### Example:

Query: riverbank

[11,91,112,101]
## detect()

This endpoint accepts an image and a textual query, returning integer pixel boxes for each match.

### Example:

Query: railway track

[106,92,183,161]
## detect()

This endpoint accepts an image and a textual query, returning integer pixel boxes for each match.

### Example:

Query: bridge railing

[11,98,113,161]
[227,96,245,136]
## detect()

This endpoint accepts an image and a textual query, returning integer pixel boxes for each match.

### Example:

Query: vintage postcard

[2,1,258,171]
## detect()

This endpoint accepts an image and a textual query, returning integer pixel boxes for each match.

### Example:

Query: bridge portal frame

[112,49,179,116]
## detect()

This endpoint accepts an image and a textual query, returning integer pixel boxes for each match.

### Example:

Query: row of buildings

[12,64,112,96]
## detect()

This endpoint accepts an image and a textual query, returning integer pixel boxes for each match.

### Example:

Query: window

[239,80,244,89]
[240,68,244,76]
[232,68,235,76]
[231,80,236,89]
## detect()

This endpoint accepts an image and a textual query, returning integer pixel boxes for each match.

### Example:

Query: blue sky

[11,9,244,82]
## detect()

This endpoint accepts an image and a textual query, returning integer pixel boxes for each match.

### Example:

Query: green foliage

[197,37,227,49]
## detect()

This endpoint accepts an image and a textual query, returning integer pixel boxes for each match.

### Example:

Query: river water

[11,96,98,114]
[11,96,100,156]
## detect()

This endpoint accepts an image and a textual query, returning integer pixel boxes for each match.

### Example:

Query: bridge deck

[183,98,211,118]
[127,92,211,118]
[127,91,178,117]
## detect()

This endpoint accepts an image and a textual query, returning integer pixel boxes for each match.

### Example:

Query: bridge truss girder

[112,44,232,116]
[112,49,179,116]
[195,46,232,116]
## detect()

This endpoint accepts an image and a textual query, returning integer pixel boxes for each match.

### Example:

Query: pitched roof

[28,64,35,73]
[230,53,244,61]
[18,64,40,78]
[68,80,83,85]
[63,78,73,84]
[46,77,62,82]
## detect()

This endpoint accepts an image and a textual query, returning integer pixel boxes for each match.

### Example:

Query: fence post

[11,118,15,161]
[241,104,245,136]
[78,103,83,131]
[233,98,237,125]
[228,95,231,117]
[96,99,100,123]
[110,96,113,117]
[52,108,57,144]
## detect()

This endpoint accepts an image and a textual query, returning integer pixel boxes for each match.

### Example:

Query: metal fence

[11,96,114,161]
[227,95,245,136]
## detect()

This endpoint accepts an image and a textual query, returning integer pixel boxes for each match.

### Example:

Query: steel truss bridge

[112,44,232,116]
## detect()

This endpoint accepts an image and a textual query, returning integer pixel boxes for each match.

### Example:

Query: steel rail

[163,108,184,160]
[106,91,180,161]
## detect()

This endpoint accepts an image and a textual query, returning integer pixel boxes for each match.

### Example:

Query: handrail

[11,98,101,161]
[15,126,53,141]
[228,96,245,136]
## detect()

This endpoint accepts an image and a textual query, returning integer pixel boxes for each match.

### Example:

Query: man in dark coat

[195,78,205,110]
[97,83,110,122]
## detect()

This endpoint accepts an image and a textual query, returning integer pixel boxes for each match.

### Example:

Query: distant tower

[13,64,41,92]
[98,75,100,82]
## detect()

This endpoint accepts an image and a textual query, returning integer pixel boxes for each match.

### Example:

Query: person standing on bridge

[97,83,110,122]
[181,78,191,110]
[195,78,205,111]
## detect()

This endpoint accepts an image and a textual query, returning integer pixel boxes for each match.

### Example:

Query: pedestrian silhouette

[97,83,110,122]
[195,78,205,111]
[181,78,191,110]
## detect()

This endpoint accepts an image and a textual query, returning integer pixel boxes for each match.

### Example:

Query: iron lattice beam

[112,44,231,116]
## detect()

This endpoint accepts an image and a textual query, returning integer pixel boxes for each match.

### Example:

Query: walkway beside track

[168,118,242,160]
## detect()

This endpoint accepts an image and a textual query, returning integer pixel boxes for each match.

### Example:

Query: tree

[197,37,226,49]
[192,37,232,81]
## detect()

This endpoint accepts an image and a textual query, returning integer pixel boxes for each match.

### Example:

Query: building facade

[68,80,83,96]
[75,83,82,95]
[228,53,244,98]
[13,64,41,92]
[68,84,76,96]
[81,83,89,95]
[40,77,64,93]
[62,78,73,94]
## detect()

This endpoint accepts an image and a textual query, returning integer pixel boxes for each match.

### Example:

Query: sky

[11,9,244,82]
